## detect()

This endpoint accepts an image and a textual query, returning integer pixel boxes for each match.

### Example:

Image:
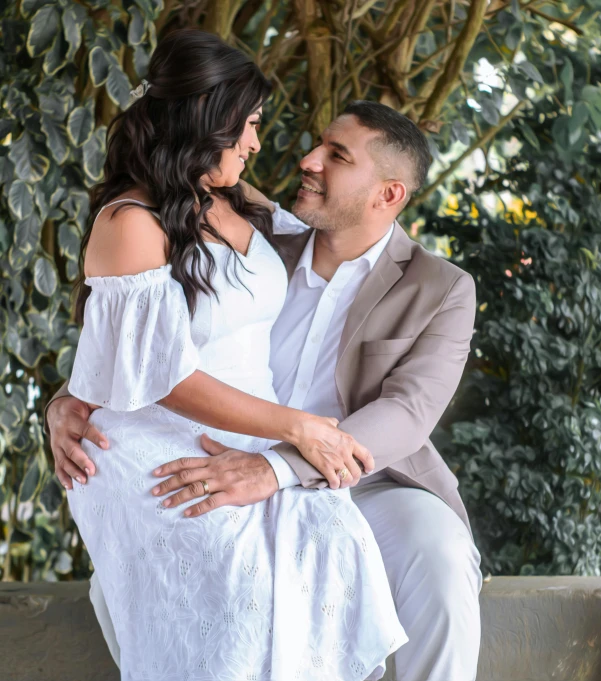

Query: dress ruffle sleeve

[69,265,199,412]
[272,202,310,234]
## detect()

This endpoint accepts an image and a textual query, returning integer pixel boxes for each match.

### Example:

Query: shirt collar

[294,223,395,287]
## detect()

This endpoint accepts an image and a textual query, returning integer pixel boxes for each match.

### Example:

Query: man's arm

[273,273,476,488]
[44,381,71,434]
[45,383,109,489]
[239,179,274,212]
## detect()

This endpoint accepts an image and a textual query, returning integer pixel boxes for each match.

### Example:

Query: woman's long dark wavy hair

[75,29,274,322]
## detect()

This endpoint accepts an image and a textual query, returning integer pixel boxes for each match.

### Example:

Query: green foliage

[0,0,598,580]
[427,36,601,575]
[0,0,158,581]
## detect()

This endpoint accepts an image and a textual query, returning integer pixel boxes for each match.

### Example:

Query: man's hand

[47,397,109,490]
[151,433,279,517]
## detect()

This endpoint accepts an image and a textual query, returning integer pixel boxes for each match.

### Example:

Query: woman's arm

[159,372,368,489]
[81,205,370,488]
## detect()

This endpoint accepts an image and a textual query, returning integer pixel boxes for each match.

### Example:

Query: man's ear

[375,180,408,212]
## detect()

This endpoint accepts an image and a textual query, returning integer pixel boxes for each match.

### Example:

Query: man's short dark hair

[342,100,431,191]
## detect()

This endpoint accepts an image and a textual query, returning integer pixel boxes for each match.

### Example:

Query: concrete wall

[1,577,601,681]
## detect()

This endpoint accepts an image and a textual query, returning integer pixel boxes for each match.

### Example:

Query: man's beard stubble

[292,186,369,233]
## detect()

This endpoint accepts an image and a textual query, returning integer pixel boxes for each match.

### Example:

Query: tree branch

[411,100,527,207]
[420,0,489,122]
[527,6,584,35]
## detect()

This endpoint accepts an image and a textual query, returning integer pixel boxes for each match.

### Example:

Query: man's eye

[332,152,345,160]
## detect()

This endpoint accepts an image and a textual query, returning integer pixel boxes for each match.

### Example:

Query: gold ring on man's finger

[336,467,349,481]
[200,480,210,495]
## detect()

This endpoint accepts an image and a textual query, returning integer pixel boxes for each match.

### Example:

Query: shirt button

[299,382,308,390]
[311,334,320,343]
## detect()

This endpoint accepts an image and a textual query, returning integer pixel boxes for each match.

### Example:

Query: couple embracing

[46,29,482,681]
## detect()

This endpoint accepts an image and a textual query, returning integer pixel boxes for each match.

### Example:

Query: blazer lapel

[335,222,414,413]
[274,231,313,281]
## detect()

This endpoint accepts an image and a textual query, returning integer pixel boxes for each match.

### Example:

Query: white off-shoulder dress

[67,200,407,681]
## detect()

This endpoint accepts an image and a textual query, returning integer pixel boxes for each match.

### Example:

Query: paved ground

[1,576,601,680]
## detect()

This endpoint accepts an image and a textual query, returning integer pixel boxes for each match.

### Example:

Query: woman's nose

[249,129,261,153]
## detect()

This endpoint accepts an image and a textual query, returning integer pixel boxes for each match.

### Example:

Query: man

[47,101,482,680]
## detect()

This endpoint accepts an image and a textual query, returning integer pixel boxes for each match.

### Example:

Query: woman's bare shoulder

[85,199,168,278]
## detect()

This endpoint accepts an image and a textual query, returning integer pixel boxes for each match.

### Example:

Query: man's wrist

[261,449,301,489]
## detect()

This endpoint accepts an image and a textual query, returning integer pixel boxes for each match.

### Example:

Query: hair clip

[129,79,151,101]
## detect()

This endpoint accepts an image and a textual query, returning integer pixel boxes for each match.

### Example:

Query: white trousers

[90,481,482,680]
[351,482,482,681]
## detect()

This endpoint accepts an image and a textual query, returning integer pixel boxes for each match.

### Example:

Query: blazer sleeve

[272,272,476,488]
[43,380,73,435]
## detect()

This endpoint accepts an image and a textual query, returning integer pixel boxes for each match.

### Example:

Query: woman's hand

[290,414,374,489]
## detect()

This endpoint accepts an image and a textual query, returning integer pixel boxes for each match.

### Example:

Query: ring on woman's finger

[336,467,349,481]
[200,479,210,495]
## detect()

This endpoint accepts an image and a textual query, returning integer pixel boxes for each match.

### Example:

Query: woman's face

[206,109,262,188]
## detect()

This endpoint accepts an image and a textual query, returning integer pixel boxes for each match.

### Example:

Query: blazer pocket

[361,337,415,356]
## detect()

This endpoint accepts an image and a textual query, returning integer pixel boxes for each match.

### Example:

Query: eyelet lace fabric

[67,209,407,681]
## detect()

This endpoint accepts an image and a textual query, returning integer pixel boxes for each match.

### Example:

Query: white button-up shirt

[262,207,394,488]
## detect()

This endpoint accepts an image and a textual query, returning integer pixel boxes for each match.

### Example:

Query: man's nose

[300,148,323,173]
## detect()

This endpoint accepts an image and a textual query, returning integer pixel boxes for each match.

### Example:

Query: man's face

[292,115,382,232]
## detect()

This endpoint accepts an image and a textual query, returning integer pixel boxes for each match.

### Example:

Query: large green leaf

[13,211,42,254]
[8,131,50,182]
[21,0,51,18]
[128,7,146,44]
[581,85,601,129]
[34,257,58,297]
[60,188,89,226]
[517,61,543,84]
[0,398,24,432]
[39,476,64,515]
[89,45,111,87]
[133,44,151,78]
[62,3,87,61]
[561,58,574,105]
[37,78,73,120]
[8,180,34,220]
[133,0,162,21]
[43,31,69,76]
[27,5,61,58]
[83,127,106,182]
[67,104,94,147]
[480,99,500,126]
[56,345,75,379]
[19,458,42,503]
[41,113,69,164]
[16,337,48,368]
[520,123,540,151]
[106,63,132,109]
[0,157,15,184]
[66,259,79,281]
[58,222,80,260]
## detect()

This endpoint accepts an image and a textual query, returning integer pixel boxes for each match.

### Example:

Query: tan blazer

[272,223,476,531]
[46,223,475,531]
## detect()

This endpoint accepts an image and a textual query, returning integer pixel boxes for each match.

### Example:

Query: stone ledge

[1,577,601,681]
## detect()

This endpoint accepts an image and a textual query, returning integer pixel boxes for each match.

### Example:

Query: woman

[67,29,406,681]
